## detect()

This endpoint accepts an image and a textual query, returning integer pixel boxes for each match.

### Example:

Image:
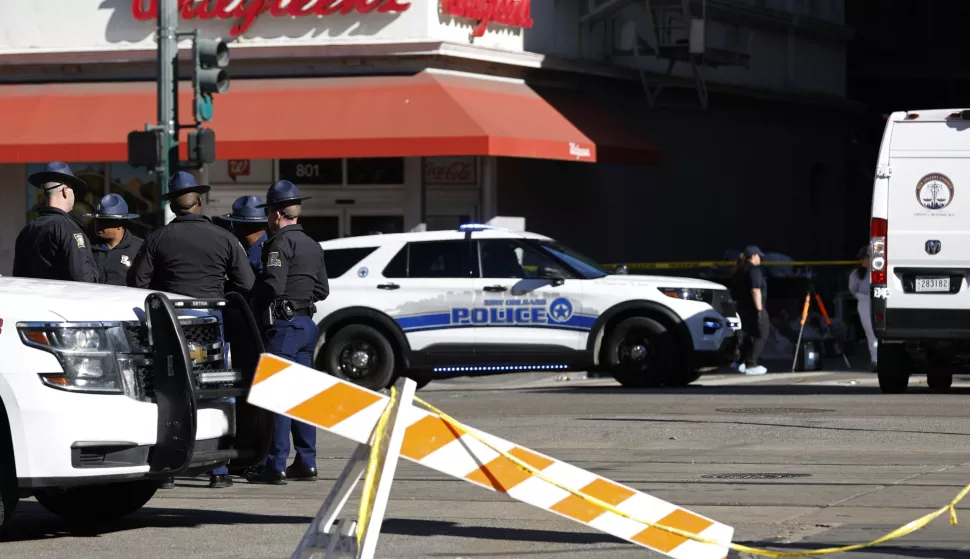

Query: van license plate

[915,277,950,292]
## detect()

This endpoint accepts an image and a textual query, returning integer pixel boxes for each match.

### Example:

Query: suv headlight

[658,287,710,302]
[18,322,128,394]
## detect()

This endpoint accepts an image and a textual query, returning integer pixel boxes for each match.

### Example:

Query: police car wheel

[34,480,158,523]
[607,316,681,388]
[323,324,395,391]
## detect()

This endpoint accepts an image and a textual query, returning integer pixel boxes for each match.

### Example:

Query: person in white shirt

[849,246,877,369]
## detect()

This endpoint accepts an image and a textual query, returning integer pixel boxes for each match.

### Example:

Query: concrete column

[403,157,423,230]
[481,156,498,221]
[0,164,27,275]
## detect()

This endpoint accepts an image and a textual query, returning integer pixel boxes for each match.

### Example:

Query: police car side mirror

[614,264,629,275]
[538,265,568,285]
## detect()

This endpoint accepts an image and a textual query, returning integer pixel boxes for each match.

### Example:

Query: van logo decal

[916,173,954,210]
[926,240,942,255]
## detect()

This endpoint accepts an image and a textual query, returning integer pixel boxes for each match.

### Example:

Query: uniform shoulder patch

[267,251,282,267]
[120,254,131,267]
[73,233,86,248]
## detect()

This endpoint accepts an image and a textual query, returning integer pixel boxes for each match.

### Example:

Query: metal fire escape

[580,0,752,110]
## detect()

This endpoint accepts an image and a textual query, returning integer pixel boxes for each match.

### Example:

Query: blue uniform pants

[264,316,319,473]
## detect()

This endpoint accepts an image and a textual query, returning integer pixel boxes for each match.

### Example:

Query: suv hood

[0,278,192,322]
[595,275,726,290]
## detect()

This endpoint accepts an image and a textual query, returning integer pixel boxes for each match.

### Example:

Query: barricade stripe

[252,355,290,384]
[400,415,463,461]
[286,383,382,429]
[634,509,714,552]
[465,455,533,492]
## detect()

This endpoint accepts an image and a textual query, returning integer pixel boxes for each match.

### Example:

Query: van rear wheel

[927,371,953,392]
[877,344,910,394]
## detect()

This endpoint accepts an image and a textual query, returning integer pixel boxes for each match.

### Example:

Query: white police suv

[312,225,741,390]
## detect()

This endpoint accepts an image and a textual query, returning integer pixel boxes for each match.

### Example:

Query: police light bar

[458,223,507,231]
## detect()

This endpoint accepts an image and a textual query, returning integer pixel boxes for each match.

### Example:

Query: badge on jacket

[120,255,131,267]
[73,233,85,248]
[268,252,282,267]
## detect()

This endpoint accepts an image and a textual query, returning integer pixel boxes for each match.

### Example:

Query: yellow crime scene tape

[356,385,399,546]
[604,260,859,271]
[411,395,970,558]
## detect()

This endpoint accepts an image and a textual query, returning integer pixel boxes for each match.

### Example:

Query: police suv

[0,278,270,532]
[312,225,740,390]
[869,109,970,393]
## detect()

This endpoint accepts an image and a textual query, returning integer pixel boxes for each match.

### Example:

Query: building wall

[498,85,849,264]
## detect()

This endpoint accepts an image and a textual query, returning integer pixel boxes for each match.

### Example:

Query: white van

[869,109,970,393]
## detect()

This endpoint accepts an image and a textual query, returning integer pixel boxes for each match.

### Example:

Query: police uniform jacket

[257,224,329,314]
[128,214,255,298]
[13,207,99,283]
[92,230,144,287]
[247,233,267,275]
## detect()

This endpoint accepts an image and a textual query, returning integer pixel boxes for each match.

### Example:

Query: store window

[26,162,106,229]
[109,163,161,237]
[347,158,404,185]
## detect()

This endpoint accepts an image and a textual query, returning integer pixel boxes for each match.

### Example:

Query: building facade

[0,0,854,274]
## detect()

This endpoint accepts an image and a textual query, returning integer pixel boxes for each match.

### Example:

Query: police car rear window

[324,247,378,278]
[383,240,478,278]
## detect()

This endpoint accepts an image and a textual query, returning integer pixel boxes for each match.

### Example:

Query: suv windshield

[531,240,609,279]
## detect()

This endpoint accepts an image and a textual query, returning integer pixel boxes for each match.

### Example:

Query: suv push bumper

[144,293,272,479]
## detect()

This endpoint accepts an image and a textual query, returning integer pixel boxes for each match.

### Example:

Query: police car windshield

[533,241,609,279]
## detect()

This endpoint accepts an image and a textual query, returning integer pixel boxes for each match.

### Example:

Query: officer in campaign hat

[246,181,329,485]
[127,171,255,490]
[86,194,144,286]
[217,196,268,277]
[13,162,99,283]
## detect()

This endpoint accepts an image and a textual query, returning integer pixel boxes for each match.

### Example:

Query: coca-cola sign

[131,0,412,38]
[425,157,476,185]
[441,0,533,38]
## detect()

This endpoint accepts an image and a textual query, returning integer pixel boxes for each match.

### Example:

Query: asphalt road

[3,367,970,558]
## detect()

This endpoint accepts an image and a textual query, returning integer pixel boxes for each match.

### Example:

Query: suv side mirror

[538,265,568,285]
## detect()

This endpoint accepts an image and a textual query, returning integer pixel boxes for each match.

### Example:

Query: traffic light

[192,37,230,123]
[186,128,217,168]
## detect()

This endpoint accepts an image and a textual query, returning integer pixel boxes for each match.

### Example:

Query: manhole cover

[701,473,813,480]
[716,407,834,415]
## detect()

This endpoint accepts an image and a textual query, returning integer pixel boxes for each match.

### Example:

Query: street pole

[157,0,178,225]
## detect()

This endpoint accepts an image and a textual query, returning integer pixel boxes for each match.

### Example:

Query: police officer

[128,171,255,490]
[246,181,329,485]
[13,162,99,282]
[217,196,268,277]
[128,171,255,298]
[87,194,144,286]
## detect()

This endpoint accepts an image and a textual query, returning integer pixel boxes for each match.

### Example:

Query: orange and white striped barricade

[248,354,734,559]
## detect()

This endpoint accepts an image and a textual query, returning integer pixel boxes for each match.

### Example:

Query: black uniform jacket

[92,230,144,287]
[257,224,329,312]
[13,207,99,283]
[128,214,255,298]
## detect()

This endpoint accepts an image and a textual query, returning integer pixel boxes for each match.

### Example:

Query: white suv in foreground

[0,278,270,532]
[312,226,741,390]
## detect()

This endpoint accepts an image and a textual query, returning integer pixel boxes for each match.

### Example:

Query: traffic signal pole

[157,0,178,225]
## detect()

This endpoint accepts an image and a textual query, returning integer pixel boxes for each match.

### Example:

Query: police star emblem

[73,233,85,248]
[268,252,282,267]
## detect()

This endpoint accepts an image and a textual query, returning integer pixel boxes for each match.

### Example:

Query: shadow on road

[381,518,619,545]
[1,502,311,543]
[737,541,970,558]
[524,383,970,397]
[578,417,970,437]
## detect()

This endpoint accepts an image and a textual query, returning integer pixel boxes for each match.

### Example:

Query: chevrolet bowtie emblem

[188,344,207,365]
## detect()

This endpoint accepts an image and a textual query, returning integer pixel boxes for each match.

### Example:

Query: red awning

[0,72,659,165]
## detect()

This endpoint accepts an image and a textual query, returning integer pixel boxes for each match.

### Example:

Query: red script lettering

[441,0,533,38]
[132,0,412,37]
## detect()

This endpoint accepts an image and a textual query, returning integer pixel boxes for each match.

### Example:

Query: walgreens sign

[132,0,412,37]
[441,0,533,38]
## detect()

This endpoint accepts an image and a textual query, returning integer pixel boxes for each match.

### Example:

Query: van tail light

[870,217,887,285]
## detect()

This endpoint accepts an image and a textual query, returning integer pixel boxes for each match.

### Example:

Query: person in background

[88,194,143,286]
[246,181,329,485]
[732,246,769,375]
[217,196,268,278]
[128,172,255,490]
[13,162,99,283]
[728,253,748,372]
[849,246,878,370]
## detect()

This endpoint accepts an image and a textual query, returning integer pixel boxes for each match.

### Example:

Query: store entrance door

[300,209,405,242]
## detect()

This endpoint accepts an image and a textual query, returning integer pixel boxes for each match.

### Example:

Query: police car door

[472,236,584,357]
[380,237,479,355]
